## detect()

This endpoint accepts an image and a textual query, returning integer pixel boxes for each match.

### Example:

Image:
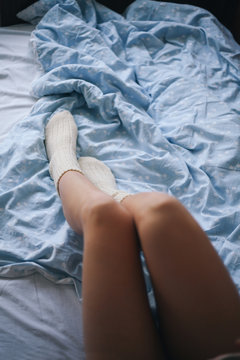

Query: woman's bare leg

[59,172,164,360]
[121,192,240,360]
[44,111,163,358]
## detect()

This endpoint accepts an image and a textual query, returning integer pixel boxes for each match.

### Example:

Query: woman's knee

[135,192,188,237]
[82,195,132,230]
[135,192,181,223]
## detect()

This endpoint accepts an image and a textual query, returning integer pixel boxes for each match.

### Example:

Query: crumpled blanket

[0,0,240,294]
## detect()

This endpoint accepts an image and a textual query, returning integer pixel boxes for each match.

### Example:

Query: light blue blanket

[1,0,240,294]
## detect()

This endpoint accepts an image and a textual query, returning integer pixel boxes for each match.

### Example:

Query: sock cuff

[111,190,130,203]
[49,151,83,193]
[56,169,84,195]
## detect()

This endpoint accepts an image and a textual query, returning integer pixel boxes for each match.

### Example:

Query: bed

[0,0,240,359]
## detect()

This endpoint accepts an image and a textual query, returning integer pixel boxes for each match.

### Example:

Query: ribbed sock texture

[45,110,83,191]
[78,157,129,203]
[45,110,129,202]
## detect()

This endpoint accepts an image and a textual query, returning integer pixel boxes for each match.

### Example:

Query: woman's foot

[78,157,129,202]
[45,110,129,202]
[45,110,83,193]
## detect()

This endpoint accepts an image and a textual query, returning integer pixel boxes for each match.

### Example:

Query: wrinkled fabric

[0,25,40,136]
[0,0,240,293]
[0,274,85,359]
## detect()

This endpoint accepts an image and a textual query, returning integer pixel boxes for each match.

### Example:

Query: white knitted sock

[78,157,130,203]
[45,110,83,192]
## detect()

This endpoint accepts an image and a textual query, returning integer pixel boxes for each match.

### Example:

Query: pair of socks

[45,110,129,202]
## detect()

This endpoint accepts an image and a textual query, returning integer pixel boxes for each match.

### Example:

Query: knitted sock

[45,110,83,192]
[78,157,130,203]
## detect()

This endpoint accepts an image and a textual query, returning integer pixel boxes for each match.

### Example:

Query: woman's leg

[59,172,164,360]
[44,111,163,359]
[121,192,240,360]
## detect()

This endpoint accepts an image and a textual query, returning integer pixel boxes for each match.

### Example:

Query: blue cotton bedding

[0,0,240,294]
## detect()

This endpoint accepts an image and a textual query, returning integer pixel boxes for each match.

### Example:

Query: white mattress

[0,24,85,359]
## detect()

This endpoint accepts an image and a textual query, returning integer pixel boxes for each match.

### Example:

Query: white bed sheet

[0,24,42,137]
[0,24,85,359]
[0,274,85,360]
